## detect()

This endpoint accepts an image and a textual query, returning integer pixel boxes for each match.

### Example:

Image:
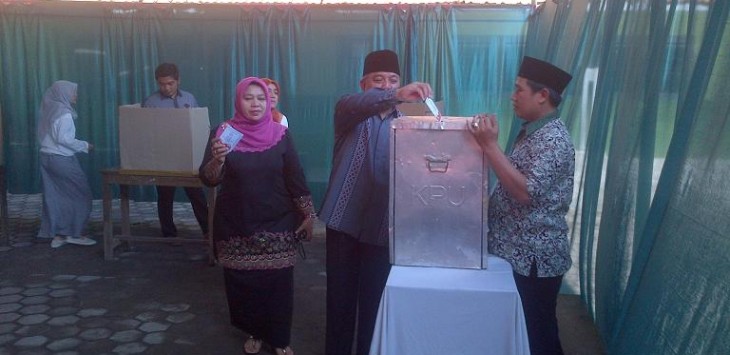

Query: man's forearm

[334,89,398,131]
[483,144,530,204]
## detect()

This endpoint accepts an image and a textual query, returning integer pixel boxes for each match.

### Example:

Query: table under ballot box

[389,116,489,269]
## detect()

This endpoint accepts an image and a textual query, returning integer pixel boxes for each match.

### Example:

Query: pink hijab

[220,77,286,153]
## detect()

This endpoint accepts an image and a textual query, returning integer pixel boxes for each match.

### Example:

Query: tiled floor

[1,194,296,354]
[0,194,603,355]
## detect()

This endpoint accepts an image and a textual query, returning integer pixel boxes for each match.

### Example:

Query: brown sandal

[243,336,262,355]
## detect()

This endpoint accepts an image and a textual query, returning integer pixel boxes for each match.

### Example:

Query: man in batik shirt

[469,56,574,355]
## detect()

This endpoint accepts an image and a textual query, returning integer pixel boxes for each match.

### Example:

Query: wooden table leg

[103,179,113,260]
[206,186,216,266]
[120,185,131,237]
[0,167,8,246]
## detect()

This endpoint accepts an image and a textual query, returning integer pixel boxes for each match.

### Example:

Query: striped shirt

[319,88,400,246]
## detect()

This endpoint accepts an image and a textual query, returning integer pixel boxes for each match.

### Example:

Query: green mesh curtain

[528,0,730,353]
[0,2,528,206]
[4,0,729,353]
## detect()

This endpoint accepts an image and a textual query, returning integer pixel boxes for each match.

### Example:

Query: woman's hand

[202,137,230,184]
[295,217,314,242]
[210,137,230,164]
[467,113,499,150]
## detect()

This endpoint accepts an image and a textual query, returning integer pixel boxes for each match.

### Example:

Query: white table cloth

[370,255,530,355]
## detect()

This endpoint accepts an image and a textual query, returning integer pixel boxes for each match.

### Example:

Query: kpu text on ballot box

[389,116,489,269]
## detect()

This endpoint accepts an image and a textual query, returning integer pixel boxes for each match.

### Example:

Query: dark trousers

[325,228,391,355]
[513,264,565,355]
[156,186,208,238]
[223,267,294,349]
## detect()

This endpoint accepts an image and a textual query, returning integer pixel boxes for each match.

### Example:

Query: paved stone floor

[0,194,604,354]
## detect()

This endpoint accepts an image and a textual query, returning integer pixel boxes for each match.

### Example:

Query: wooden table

[101,169,215,264]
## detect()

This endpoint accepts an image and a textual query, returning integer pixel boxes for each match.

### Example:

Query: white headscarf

[37,80,78,142]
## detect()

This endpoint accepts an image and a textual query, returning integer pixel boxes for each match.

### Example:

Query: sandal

[243,336,262,355]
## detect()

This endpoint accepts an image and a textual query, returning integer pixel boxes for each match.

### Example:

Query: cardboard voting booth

[118,104,211,174]
[389,116,489,269]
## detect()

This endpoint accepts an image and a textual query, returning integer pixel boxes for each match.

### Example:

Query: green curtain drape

[0,2,529,206]
[528,0,730,353]
[5,0,730,353]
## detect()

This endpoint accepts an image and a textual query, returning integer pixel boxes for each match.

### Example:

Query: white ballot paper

[218,123,243,152]
[424,97,442,121]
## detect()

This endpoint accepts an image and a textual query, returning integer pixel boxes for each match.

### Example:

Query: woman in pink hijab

[199,77,314,355]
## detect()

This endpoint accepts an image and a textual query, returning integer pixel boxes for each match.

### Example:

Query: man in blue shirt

[142,63,209,240]
[319,50,432,355]
[469,56,574,355]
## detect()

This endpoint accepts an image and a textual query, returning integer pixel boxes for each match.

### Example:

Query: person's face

[71,90,77,105]
[239,84,268,121]
[267,83,279,108]
[511,77,545,121]
[360,72,401,91]
[156,75,180,98]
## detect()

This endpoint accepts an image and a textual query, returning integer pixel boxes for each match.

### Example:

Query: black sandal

[243,336,262,355]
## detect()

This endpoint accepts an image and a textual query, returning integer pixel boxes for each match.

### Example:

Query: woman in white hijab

[37,80,97,248]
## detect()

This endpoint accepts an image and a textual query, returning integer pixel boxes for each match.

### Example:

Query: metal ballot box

[389,116,489,269]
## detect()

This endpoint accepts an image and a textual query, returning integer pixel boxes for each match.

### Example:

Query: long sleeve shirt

[199,129,311,270]
[318,88,401,246]
[39,113,89,156]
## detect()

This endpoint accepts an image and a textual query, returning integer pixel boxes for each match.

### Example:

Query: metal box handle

[424,154,451,173]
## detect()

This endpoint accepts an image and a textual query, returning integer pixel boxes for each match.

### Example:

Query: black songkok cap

[363,50,400,76]
[518,56,572,94]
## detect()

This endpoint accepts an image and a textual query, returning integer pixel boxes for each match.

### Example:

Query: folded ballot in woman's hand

[216,122,244,153]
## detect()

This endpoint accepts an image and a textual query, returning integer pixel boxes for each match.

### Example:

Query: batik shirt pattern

[489,117,575,277]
